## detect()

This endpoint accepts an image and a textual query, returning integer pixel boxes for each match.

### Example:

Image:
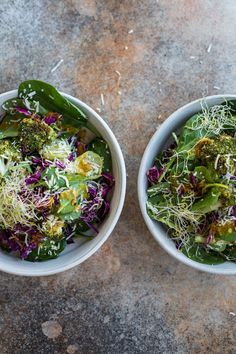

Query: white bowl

[0,90,126,276]
[138,95,236,274]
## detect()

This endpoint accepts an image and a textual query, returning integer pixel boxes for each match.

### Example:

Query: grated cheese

[50,59,64,73]
[101,93,105,106]
[214,154,221,170]
[207,43,212,53]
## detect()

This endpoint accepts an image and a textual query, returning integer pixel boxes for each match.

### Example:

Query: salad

[0,80,114,261]
[146,100,236,265]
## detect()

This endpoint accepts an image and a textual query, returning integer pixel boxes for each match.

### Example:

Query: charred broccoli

[0,140,21,176]
[19,117,57,153]
[195,135,236,174]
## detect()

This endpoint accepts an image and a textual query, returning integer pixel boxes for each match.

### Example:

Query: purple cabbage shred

[147,166,164,184]
[25,170,42,185]
[68,152,76,161]
[15,106,32,116]
[101,172,115,186]
[230,205,236,218]
[80,179,112,233]
[88,184,97,198]
[177,185,185,197]
[55,160,66,170]
[205,231,213,245]
[43,112,60,125]
[189,172,197,186]
[31,157,51,169]
[0,226,40,260]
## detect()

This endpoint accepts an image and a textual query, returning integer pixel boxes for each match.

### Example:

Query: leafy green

[209,241,227,252]
[75,220,90,233]
[67,174,85,187]
[57,189,80,215]
[0,113,24,139]
[57,184,87,220]
[181,243,225,265]
[27,239,66,261]
[18,80,87,128]
[2,98,27,113]
[42,167,67,190]
[194,166,218,183]
[219,232,236,242]
[223,246,236,261]
[222,99,236,114]
[0,80,89,140]
[88,137,112,172]
[178,114,207,148]
[191,188,222,214]
[61,211,81,221]
[147,182,170,197]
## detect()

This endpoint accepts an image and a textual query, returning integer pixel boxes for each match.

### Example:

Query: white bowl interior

[0,90,126,276]
[138,95,236,274]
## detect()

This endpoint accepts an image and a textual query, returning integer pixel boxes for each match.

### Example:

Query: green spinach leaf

[18,80,87,128]
[88,137,112,172]
[27,239,66,261]
[219,232,236,242]
[182,243,225,265]
[191,188,221,214]
[194,166,218,183]
[223,245,236,261]
[0,113,24,139]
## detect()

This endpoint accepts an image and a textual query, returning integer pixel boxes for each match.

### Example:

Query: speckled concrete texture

[0,0,236,353]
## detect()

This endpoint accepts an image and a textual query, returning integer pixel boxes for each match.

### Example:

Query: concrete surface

[0,0,236,353]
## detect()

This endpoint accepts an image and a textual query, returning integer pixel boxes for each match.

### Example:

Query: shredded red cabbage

[55,160,66,170]
[80,178,113,234]
[88,184,97,198]
[177,185,185,197]
[64,224,75,244]
[81,220,99,234]
[25,170,42,185]
[230,206,236,218]
[67,136,78,146]
[15,106,32,116]
[98,200,110,219]
[68,152,76,161]
[31,156,51,169]
[101,172,115,186]
[208,211,219,223]
[189,172,197,186]
[0,226,41,259]
[43,112,61,125]
[147,166,164,184]
[206,231,213,245]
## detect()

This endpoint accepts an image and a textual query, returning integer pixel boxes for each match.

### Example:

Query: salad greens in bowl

[0,80,126,276]
[138,95,236,274]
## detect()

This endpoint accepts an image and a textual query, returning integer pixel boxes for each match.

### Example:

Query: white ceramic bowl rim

[0,89,126,276]
[138,94,236,274]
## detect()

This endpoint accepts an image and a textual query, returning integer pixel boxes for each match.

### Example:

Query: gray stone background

[0,0,236,353]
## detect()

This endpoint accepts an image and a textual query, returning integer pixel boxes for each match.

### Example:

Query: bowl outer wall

[0,89,126,276]
[138,94,236,274]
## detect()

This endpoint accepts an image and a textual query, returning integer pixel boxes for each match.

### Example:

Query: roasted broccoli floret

[0,140,21,175]
[195,135,236,174]
[40,138,72,160]
[19,117,57,153]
